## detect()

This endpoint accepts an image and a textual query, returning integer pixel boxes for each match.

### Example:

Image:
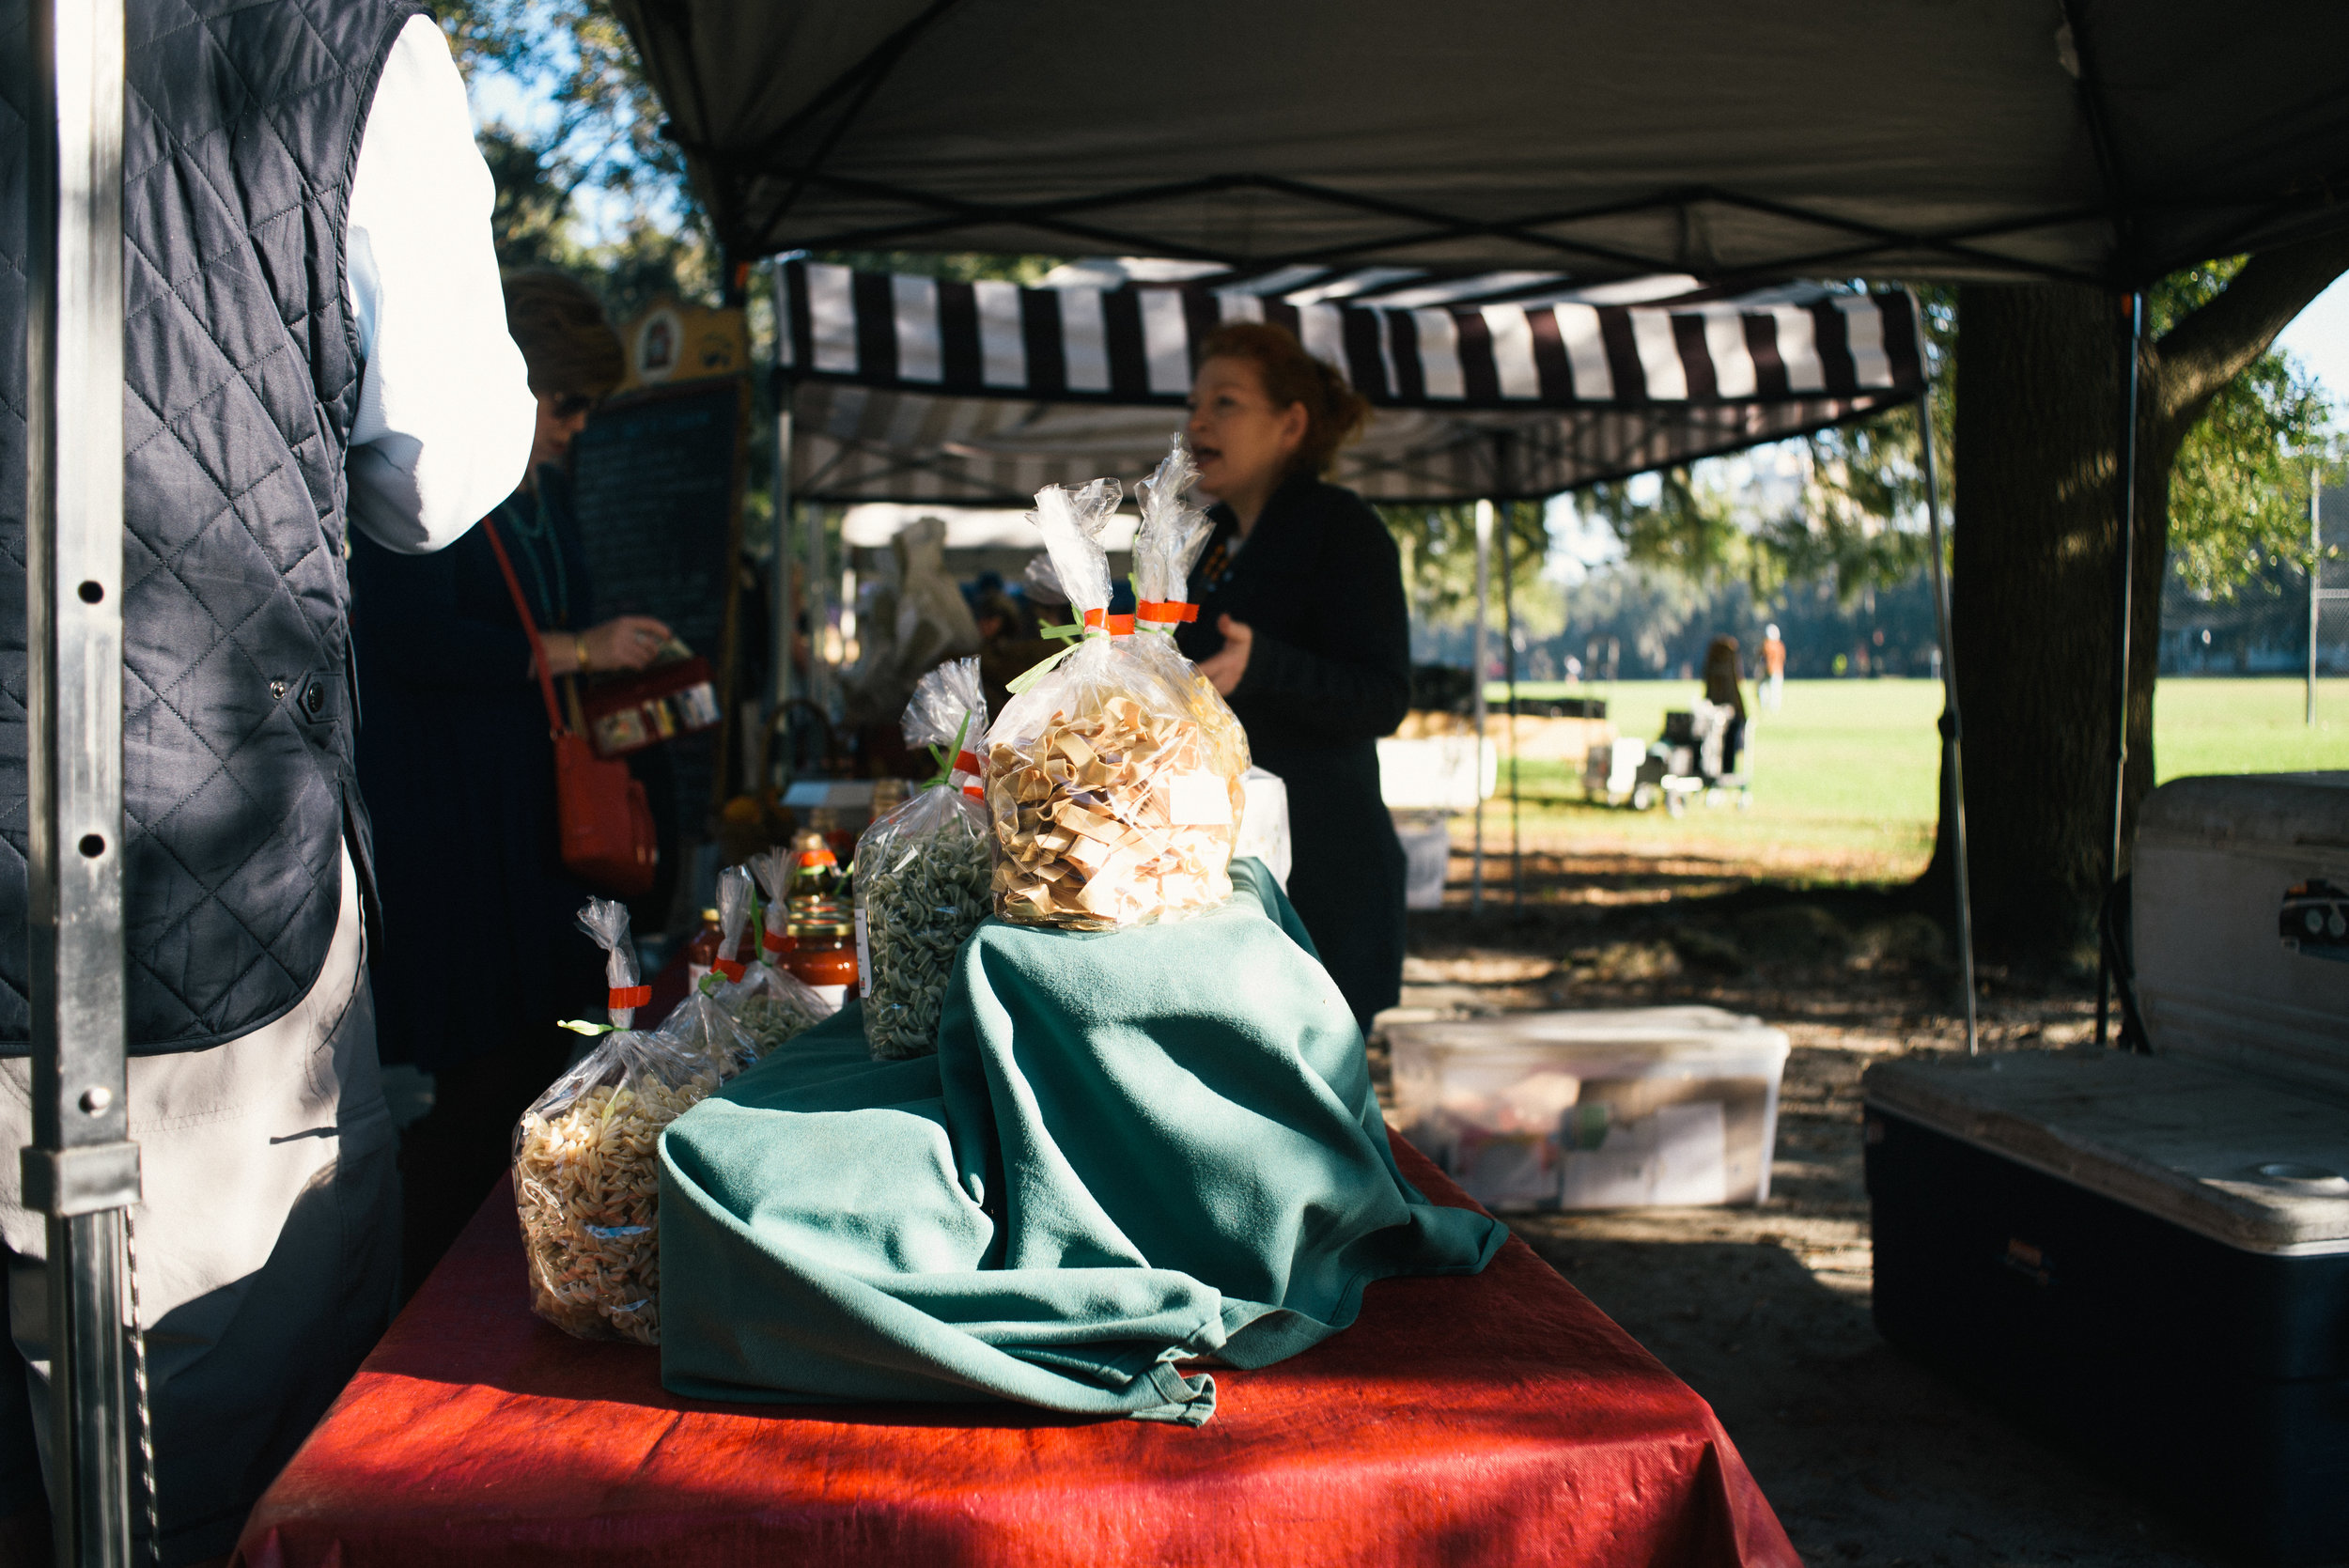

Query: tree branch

[2150,231,2349,440]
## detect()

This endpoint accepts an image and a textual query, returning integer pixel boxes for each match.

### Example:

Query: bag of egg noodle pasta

[984,479,1244,931]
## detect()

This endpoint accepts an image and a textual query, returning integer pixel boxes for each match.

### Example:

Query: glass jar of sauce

[783,901,857,1009]
[682,907,723,991]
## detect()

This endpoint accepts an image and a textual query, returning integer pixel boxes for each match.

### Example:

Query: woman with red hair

[1177,322,1409,1036]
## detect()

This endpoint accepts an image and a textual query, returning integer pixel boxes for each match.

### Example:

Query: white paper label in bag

[1558,1101,1729,1208]
[853,908,873,999]
[1165,770,1233,827]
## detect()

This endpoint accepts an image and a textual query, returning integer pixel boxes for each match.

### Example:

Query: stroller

[1582,702,1751,814]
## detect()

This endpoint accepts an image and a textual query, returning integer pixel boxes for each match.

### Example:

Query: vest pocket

[294,670,345,729]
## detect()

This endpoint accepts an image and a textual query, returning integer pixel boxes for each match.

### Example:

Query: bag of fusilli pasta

[513,899,717,1345]
[854,658,992,1061]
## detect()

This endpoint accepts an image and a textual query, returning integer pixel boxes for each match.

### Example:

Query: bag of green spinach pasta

[853,657,993,1061]
[724,855,836,1052]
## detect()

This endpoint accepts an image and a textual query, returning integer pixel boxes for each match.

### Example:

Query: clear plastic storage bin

[1389,1006,1791,1211]
[1393,813,1451,910]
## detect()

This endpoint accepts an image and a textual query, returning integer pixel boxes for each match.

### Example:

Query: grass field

[1460,676,2349,884]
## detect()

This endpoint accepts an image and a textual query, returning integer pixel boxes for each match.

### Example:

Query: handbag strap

[481,514,571,739]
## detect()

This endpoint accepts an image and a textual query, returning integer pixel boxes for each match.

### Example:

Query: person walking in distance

[0,4,534,1560]
[1703,635,1751,778]
[1761,623,1787,712]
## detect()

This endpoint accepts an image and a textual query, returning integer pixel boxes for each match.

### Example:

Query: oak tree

[1926,238,2349,962]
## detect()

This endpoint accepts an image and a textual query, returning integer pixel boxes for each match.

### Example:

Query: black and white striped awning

[780,263,1925,505]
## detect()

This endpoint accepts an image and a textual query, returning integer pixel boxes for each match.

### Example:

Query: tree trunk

[1921,237,2349,970]
[1927,285,2159,965]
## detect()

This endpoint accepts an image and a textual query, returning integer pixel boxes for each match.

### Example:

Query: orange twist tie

[1107,613,1135,636]
[761,927,792,955]
[1136,600,1198,623]
[713,957,746,983]
[953,747,987,800]
[1081,608,1109,629]
[608,985,651,1011]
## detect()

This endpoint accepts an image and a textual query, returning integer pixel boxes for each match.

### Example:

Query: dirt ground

[1376,842,2305,1568]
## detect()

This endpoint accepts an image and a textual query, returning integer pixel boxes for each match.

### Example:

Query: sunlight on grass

[2152,677,2349,780]
[1460,677,2349,886]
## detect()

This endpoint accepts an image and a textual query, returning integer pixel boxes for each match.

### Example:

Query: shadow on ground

[1377,842,2304,1568]
[1516,1227,2218,1567]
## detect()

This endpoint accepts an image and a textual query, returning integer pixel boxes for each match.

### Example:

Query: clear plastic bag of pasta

[661,922,762,1083]
[985,478,1245,930]
[854,657,993,1060]
[1127,435,1250,783]
[512,898,720,1346]
[728,850,839,1051]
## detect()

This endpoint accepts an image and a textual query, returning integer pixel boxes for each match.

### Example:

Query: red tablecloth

[234,1144,1798,1568]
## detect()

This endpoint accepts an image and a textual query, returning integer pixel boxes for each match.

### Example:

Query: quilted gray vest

[0,0,419,1054]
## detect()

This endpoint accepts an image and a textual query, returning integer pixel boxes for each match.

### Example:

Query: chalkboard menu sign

[569,377,749,838]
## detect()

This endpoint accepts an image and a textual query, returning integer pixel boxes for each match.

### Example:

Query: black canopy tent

[614,0,2349,291]
[607,0,2349,1063]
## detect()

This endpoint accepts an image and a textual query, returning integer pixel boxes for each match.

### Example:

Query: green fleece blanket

[657,860,1504,1425]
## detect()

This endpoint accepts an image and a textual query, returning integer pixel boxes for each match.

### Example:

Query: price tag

[854,908,873,999]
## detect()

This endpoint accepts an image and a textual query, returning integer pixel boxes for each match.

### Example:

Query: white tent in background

[771,257,1937,955]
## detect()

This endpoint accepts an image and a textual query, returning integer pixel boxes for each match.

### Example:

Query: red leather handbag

[482,518,659,897]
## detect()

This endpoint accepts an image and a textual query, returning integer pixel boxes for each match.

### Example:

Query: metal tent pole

[804,488,827,720]
[770,262,796,719]
[770,392,797,784]
[1914,386,1978,1056]
[2095,292,2143,1049]
[773,454,795,719]
[1501,502,1520,910]
[2310,471,2322,727]
[24,0,143,1561]
[791,250,826,728]
[1489,435,1520,911]
[1470,499,1492,913]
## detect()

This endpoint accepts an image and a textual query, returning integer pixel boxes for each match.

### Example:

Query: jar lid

[789,896,852,939]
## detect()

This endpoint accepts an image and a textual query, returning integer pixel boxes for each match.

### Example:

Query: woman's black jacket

[1176,473,1410,1029]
